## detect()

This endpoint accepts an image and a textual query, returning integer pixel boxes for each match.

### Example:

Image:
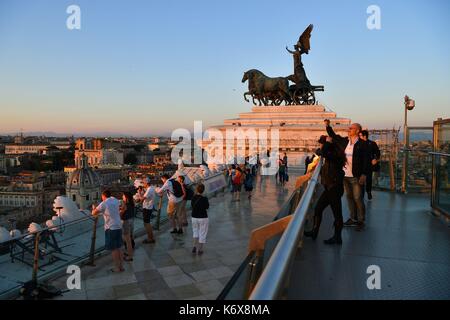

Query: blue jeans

[343,177,366,222]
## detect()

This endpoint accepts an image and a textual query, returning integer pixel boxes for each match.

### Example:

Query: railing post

[87,215,99,266]
[32,232,40,285]
[245,255,260,299]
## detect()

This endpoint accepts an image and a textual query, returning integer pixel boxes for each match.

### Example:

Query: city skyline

[0,0,449,135]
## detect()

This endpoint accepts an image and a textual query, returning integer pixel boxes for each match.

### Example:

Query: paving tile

[178,262,207,274]
[168,248,191,258]
[189,270,216,282]
[184,295,208,300]
[172,284,203,299]
[85,273,137,290]
[152,255,177,268]
[138,278,171,293]
[217,276,232,286]
[145,289,177,300]
[163,273,195,288]
[113,283,143,298]
[219,255,247,266]
[134,269,163,282]
[204,292,221,300]
[208,266,234,278]
[130,259,157,273]
[157,265,184,277]
[118,293,147,300]
[194,279,224,295]
[201,260,225,269]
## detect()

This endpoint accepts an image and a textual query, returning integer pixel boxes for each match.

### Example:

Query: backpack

[169,179,184,198]
[185,184,194,200]
[233,172,241,185]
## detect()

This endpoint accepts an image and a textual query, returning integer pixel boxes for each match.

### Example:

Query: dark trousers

[313,185,344,235]
[279,171,286,184]
[361,170,373,199]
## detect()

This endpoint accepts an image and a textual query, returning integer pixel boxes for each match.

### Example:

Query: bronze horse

[242,69,291,106]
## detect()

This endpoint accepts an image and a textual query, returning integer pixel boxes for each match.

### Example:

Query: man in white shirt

[156,174,184,234]
[325,120,369,231]
[92,190,124,272]
[138,178,156,244]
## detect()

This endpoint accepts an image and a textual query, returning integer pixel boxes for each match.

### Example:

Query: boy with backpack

[156,174,184,234]
[232,167,245,202]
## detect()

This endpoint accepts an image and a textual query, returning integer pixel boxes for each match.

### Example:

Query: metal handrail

[0,193,168,245]
[429,152,450,157]
[249,157,323,300]
[0,212,105,245]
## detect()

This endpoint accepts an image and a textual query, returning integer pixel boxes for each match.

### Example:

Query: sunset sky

[0,0,449,136]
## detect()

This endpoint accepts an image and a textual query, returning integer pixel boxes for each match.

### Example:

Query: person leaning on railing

[304,135,346,244]
[92,189,125,273]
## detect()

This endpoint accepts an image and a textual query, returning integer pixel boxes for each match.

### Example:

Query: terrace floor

[288,192,450,299]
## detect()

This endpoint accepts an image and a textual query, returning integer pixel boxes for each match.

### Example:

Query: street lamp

[401,95,415,193]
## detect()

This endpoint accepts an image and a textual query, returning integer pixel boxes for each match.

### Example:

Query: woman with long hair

[120,191,135,261]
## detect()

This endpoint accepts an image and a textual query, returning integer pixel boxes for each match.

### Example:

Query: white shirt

[343,138,358,177]
[142,185,155,210]
[95,197,122,231]
[156,179,183,203]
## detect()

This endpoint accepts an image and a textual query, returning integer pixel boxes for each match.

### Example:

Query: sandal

[124,257,133,262]
[142,239,155,244]
[110,268,125,273]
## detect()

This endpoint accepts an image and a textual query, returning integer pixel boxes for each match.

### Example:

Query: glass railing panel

[0,215,105,298]
[0,194,171,298]
[407,140,433,192]
[434,154,450,214]
[217,252,256,300]
[436,122,450,153]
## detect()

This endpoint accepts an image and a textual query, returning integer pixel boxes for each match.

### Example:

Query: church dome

[67,154,101,192]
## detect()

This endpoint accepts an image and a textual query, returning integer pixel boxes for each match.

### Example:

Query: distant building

[13,133,24,144]
[96,168,127,185]
[5,144,50,155]
[74,137,125,167]
[0,155,19,174]
[0,173,45,225]
[153,151,172,165]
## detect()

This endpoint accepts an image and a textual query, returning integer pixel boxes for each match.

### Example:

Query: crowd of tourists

[91,119,380,272]
[91,174,211,272]
[228,163,256,201]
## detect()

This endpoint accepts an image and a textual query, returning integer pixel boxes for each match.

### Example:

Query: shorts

[244,185,253,192]
[122,218,134,236]
[191,218,209,244]
[105,229,123,250]
[167,201,182,218]
[142,208,153,224]
[232,184,242,192]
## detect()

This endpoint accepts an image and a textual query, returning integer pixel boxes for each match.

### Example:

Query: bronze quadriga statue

[242,24,324,106]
